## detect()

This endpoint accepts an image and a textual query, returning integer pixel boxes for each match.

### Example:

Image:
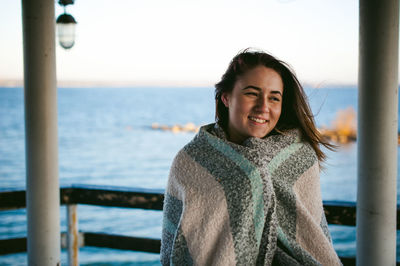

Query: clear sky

[1,0,359,87]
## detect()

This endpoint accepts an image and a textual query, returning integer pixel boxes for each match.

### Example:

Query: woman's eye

[270,97,281,102]
[245,92,258,96]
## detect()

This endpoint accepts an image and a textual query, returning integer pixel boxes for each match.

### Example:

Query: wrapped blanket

[161,123,341,265]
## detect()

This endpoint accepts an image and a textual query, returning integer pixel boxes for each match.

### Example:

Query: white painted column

[357,0,399,265]
[21,0,60,265]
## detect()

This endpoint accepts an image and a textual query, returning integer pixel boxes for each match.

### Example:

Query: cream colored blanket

[161,124,341,265]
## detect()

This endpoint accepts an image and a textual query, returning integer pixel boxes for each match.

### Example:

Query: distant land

[0,79,23,88]
[0,79,357,89]
[0,79,215,88]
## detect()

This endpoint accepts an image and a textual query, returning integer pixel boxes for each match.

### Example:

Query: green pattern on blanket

[171,227,193,266]
[267,141,302,175]
[161,194,183,265]
[204,131,265,247]
[184,135,262,265]
[271,143,320,265]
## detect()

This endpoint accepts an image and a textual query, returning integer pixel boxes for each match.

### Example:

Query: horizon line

[0,79,358,89]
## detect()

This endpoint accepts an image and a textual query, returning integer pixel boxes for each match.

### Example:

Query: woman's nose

[256,96,270,112]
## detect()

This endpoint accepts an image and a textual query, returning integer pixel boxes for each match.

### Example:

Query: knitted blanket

[161,124,341,265]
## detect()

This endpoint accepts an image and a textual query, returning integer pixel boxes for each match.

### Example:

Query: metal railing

[1,184,399,265]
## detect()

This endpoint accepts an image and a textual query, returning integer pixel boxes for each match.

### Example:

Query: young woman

[161,49,341,265]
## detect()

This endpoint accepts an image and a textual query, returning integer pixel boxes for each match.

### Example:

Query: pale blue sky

[1,0,359,87]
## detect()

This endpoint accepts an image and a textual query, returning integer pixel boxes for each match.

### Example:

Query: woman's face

[222,66,283,144]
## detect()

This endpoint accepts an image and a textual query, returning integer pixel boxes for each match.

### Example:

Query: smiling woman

[161,49,341,265]
[215,49,334,163]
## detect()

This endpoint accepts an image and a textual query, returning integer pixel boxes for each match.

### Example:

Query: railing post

[67,204,79,266]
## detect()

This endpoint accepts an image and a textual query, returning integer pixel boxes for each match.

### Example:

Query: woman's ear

[221,93,230,108]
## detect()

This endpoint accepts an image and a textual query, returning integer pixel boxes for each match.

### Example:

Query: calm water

[0,86,399,265]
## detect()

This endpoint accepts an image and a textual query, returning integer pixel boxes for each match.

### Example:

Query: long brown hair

[215,48,334,163]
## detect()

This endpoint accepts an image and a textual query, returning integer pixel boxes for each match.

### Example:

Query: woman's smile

[248,116,268,124]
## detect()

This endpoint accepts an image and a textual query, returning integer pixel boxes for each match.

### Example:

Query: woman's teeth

[249,116,267,123]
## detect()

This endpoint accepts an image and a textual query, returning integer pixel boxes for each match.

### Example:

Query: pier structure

[357,0,399,265]
[2,184,395,265]
[17,0,400,265]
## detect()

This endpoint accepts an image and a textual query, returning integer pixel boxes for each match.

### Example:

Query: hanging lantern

[56,0,77,49]
[56,13,77,49]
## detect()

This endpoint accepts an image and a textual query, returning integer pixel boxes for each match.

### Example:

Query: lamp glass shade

[56,14,77,49]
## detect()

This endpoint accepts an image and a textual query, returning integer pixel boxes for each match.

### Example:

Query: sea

[0,86,399,265]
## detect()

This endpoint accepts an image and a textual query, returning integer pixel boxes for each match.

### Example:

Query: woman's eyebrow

[242,86,282,96]
[271,90,282,96]
[242,85,261,91]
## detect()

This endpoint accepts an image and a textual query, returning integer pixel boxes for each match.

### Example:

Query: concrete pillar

[357,0,399,265]
[21,0,60,265]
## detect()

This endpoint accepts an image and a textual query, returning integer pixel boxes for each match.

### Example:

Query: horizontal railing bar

[83,232,161,253]
[0,185,165,211]
[0,190,26,210]
[323,201,356,226]
[0,237,27,255]
[61,185,164,210]
[0,233,160,255]
[1,233,80,256]
[0,234,360,265]
[1,184,399,228]
[68,184,165,194]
